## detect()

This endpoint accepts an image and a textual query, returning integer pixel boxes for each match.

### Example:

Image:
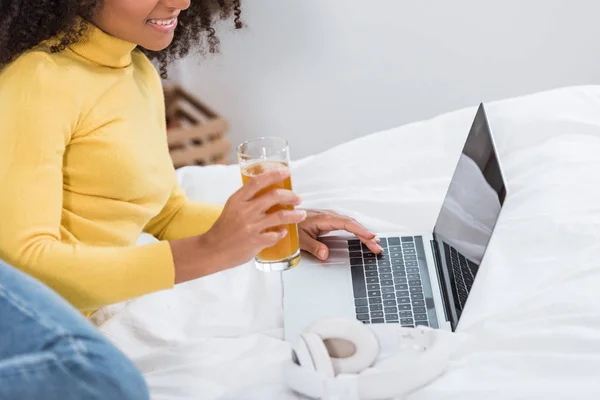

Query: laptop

[283,103,507,341]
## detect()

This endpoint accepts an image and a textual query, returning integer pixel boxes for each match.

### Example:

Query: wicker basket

[164,84,231,168]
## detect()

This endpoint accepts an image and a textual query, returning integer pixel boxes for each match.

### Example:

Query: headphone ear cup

[298,332,335,378]
[306,318,379,375]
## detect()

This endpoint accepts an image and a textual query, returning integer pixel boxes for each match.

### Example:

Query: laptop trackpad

[282,255,356,342]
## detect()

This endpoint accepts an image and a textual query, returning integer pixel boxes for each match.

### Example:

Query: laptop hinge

[430,239,451,323]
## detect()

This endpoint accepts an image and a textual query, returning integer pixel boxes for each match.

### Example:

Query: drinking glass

[237,137,301,271]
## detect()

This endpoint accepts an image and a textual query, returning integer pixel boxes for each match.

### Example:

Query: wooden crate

[164,84,231,168]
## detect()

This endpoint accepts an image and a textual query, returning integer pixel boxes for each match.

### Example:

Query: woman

[0,0,382,397]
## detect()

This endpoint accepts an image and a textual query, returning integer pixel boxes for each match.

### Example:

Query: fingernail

[318,249,327,260]
[280,229,288,238]
[374,236,381,243]
[296,195,303,205]
[298,210,307,219]
[377,244,384,252]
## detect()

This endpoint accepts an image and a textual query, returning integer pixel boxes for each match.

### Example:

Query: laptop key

[407,274,420,280]
[383,300,397,307]
[403,242,415,248]
[380,273,393,280]
[398,304,411,311]
[388,237,401,246]
[379,267,391,273]
[382,287,394,293]
[394,278,408,285]
[385,314,399,320]
[391,259,404,266]
[363,253,376,258]
[348,244,362,252]
[366,271,378,277]
[406,267,419,273]
[355,298,368,306]
[348,239,361,246]
[415,321,429,327]
[413,306,427,314]
[357,314,370,321]
[365,265,377,271]
[383,293,395,300]
[369,297,382,304]
[408,279,421,286]
[368,290,381,297]
[349,251,362,258]
[405,261,418,267]
[364,259,377,265]
[377,261,391,267]
[388,246,402,252]
[370,304,383,311]
[403,249,416,255]
[371,311,384,318]
[396,290,409,298]
[384,307,397,314]
[371,319,385,324]
[410,286,422,293]
[404,255,417,261]
[395,284,409,290]
[366,277,379,284]
[355,306,369,314]
[401,236,413,242]
[350,258,363,266]
[400,318,414,325]
[351,266,367,298]
[397,298,411,304]
[367,284,380,291]
[390,252,402,258]
[413,300,425,306]
[395,272,407,278]
[411,293,424,300]
[381,279,394,286]
[414,314,428,321]
[378,238,388,247]
[400,311,413,318]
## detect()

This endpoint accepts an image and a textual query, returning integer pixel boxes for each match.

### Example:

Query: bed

[97,85,600,399]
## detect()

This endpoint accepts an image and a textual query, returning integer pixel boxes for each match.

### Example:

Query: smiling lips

[147,17,178,32]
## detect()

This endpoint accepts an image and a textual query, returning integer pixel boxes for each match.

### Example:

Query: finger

[300,235,329,261]
[241,167,290,200]
[359,236,383,254]
[261,228,288,247]
[260,209,307,230]
[252,188,301,213]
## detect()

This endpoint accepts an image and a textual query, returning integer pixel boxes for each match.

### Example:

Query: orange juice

[241,160,300,263]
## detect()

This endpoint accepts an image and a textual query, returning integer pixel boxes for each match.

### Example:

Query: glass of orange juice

[237,137,301,272]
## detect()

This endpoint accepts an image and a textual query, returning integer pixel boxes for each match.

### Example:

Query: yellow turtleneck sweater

[0,22,223,313]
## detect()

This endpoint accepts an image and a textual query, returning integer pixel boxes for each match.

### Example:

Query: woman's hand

[298,209,382,260]
[171,167,306,283]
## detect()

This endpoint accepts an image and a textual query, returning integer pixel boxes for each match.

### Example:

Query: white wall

[176,0,600,160]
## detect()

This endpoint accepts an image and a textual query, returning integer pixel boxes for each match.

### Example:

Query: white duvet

[97,85,600,399]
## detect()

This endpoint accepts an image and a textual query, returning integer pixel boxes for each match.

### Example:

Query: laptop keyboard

[350,236,430,327]
[443,242,479,311]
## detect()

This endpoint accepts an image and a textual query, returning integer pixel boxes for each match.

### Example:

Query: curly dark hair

[0,0,243,78]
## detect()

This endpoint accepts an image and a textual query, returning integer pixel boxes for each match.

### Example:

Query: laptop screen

[432,104,505,320]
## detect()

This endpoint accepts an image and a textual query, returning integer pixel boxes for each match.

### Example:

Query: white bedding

[98,85,600,399]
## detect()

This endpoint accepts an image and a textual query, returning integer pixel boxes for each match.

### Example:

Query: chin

[140,37,175,52]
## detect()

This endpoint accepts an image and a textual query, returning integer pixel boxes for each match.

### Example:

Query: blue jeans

[0,260,149,400]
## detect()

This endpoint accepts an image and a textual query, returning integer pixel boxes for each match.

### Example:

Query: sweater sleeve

[0,52,174,312]
[143,183,223,241]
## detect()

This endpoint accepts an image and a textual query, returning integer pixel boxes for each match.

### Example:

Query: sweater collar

[68,17,137,68]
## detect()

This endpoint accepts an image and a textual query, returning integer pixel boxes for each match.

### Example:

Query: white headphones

[282,318,457,400]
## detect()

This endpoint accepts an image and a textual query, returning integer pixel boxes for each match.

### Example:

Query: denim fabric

[0,259,149,400]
